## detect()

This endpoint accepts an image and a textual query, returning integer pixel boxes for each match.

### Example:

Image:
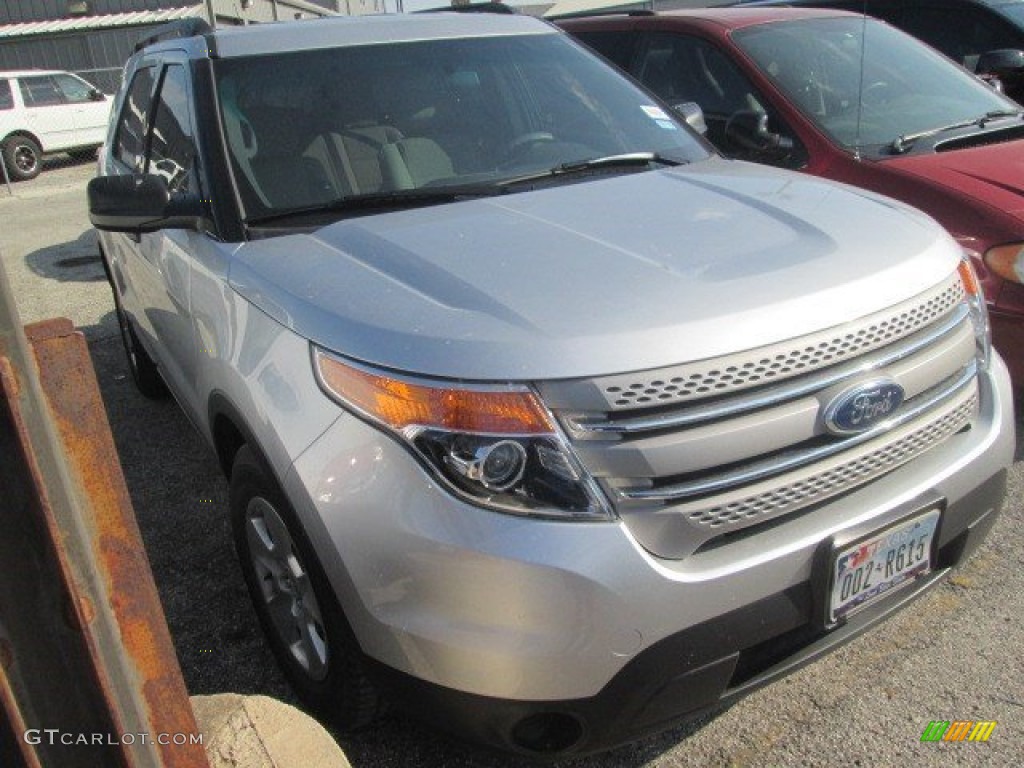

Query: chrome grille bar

[571,303,971,437]
[589,274,964,410]
[615,360,978,502]
[688,392,978,530]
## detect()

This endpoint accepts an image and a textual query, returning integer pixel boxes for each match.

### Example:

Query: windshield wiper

[246,186,501,226]
[246,155,686,225]
[890,110,1024,154]
[498,152,686,188]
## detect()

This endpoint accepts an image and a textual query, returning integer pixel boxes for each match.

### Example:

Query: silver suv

[88,12,1014,758]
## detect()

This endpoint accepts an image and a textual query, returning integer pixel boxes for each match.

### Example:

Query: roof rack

[134,17,213,53]
[416,2,519,14]
[546,9,655,21]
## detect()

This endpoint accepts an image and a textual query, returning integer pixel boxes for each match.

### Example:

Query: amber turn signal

[314,349,554,434]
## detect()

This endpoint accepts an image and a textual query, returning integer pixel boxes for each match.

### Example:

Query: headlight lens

[313,348,613,520]
[983,242,1024,284]
[959,255,991,369]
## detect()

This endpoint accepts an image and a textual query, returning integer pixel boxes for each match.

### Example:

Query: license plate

[829,509,941,624]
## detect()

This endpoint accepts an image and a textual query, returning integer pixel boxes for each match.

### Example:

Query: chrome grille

[544,269,982,559]
[687,392,977,529]
[598,275,964,410]
[612,359,977,502]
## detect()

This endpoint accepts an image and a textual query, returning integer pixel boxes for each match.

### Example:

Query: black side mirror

[976,48,1024,77]
[725,110,794,154]
[670,101,708,136]
[88,174,204,233]
[89,88,106,102]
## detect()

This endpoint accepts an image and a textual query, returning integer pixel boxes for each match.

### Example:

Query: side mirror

[89,88,106,102]
[671,101,707,135]
[88,174,204,233]
[725,110,794,154]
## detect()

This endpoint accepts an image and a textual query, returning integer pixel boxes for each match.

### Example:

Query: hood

[884,138,1024,221]
[229,158,959,381]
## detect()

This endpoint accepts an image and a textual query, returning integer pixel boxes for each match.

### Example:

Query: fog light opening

[510,712,585,754]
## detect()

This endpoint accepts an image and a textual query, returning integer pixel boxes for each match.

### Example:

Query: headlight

[959,255,991,369]
[312,347,613,521]
[983,242,1024,284]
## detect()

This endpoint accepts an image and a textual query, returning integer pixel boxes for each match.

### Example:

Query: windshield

[215,33,708,219]
[733,17,1019,151]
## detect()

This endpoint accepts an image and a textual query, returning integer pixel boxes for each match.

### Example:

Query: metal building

[0,1,383,94]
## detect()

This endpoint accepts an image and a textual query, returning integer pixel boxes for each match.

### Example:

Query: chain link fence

[75,66,126,95]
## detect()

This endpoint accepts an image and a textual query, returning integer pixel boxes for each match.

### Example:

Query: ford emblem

[824,378,905,435]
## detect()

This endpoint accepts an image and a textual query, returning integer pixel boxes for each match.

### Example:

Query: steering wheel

[862,81,892,107]
[499,132,556,168]
[507,131,555,152]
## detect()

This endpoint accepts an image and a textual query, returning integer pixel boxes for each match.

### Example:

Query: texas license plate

[829,509,941,624]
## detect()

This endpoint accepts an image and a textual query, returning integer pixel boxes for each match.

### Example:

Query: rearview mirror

[671,101,708,136]
[88,174,204,233]
[976,48,1024,76]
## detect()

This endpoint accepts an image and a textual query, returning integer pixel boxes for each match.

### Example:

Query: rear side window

[113,67,157,172]
[19,76,64,107]
[0,79,12,110]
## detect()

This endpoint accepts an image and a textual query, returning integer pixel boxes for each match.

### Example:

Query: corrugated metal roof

[542,0,649,17]
[0,6,205,39]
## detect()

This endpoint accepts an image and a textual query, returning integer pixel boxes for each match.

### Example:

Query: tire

[230,445,382,729]
[2,135,42,181]
[113,296,167,398]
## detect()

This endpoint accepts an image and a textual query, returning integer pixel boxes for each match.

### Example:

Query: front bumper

[285,356,1014,756]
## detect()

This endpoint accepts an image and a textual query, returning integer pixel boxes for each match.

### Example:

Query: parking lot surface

[1,163,1021,767]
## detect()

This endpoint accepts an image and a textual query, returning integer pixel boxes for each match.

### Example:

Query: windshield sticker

[642,105,669,120]
[656,119,679,131]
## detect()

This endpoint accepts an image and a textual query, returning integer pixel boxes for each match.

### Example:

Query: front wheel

[2,135,42,181]
[113,297,166,398]
[230,446,383,729]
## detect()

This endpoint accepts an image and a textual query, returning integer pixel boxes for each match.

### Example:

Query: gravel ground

[1,163,1021,767]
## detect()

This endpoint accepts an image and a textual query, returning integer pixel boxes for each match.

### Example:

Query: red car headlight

[983,242,1024,284]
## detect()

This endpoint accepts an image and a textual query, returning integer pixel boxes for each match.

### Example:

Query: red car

[559,8,1024,386]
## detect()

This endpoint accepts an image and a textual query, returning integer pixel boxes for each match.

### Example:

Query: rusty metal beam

[0,260,208,768]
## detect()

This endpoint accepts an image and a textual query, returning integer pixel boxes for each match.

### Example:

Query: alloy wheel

[244,496,329,681]
[13,144,38,175]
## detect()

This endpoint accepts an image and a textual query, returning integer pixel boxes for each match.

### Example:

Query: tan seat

[305,124,402,195]
[381,137,454,189]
